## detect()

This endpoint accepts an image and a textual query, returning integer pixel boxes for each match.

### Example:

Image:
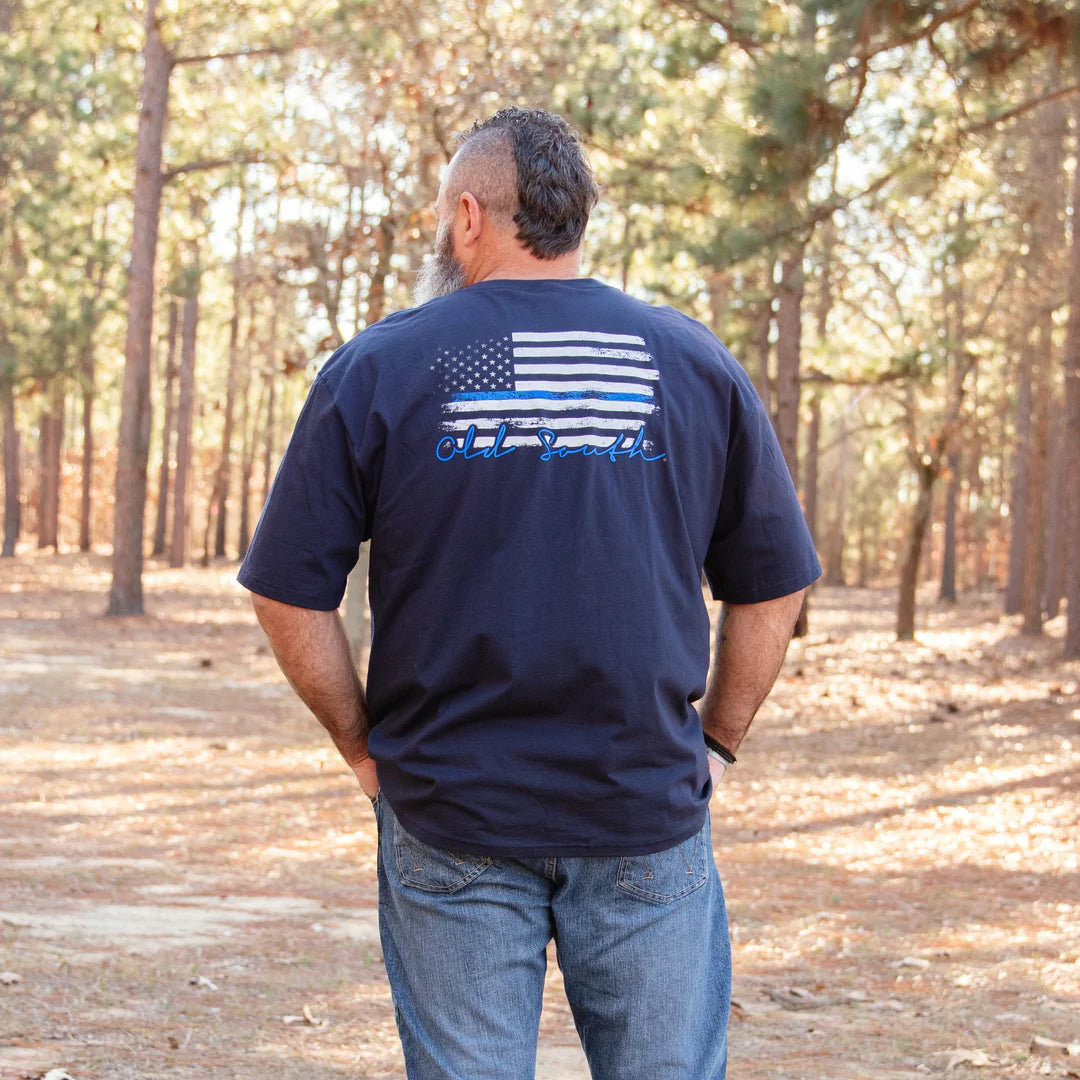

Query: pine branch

[173,45,290,66]
[161,155,265,180]
[664,0,765,53]
[963,83,1080,135]
[852,0,986,61]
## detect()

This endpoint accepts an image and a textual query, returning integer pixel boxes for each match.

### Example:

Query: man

[239,106,820,1080]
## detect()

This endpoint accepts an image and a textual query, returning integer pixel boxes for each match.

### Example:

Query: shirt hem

[391,803,709,859]
[237,568,343,612]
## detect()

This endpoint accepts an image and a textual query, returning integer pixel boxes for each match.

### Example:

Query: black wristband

[703,733,737,765]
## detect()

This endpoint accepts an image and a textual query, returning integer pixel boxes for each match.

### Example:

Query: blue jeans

[373,794,730,1080]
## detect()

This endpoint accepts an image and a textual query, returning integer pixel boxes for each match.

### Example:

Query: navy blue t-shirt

[239,278,820,857]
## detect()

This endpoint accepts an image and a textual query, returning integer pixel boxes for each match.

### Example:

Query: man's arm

[250,593,379,797]
[699,588,805,783]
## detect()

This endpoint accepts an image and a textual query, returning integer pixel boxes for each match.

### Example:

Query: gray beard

[413,220,467,305]
[413,251,467,305]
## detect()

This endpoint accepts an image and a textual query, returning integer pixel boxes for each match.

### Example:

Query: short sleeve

[237,376,367,610]
[703,378,822,603]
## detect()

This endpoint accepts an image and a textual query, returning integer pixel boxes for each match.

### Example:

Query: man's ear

[457,191,485,248]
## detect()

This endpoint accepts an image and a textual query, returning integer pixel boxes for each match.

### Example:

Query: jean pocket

[616,818,710,905]
[392,815,493,894]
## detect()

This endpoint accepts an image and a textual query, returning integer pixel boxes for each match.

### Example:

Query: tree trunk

[169,280,199,569]
[200,486,214,568]
[37,388,63,551]
[966,411,986,590]
[804,395,821,546]
[107,0,172,614]
[775,246,806,635]
[939,449,961,602]
[856,509,872,588]
[1044,401,1066,618]
[1005,331,1032,615]
[1063,99,1080,659]
[237,303,260,561]
[755,296,772,415]
[2,376,20,557]
[774,249,803,482]
[237,377,262,561]
[152,298,179,557]
[79,342,94,551]
[823,411,849,586]
[366,216,396,325]
[897,459,938,641]
[1021,320,1051,634]
[78,210,108,553]
[213,180,247,559]
[263,368,276,504]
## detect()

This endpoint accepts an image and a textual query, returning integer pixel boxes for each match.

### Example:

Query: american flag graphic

[432,331,660,451]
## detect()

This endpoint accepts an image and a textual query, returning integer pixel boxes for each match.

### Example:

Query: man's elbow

[249,590,286,632]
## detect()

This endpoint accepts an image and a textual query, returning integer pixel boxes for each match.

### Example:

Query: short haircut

[453,106,599,259]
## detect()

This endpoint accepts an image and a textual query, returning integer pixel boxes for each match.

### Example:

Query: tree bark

[1063,99,1080,659]
[237,365,263,561]
[774,248,803,483]
[856,509,873,588]
[1044,400,1066,618]
[823,410,849,586]
[366,216,396,325]
[897,459,938,641]
[1004,336,1032,614]
[152,298,179,557]
[79,341,95,552]
[37,388,63,551]
[1021,320,1051,634]
[775,246,807,635]
[939,449,961,602]
[804,395,821,546]
[169,278,199,569]
[755,295,772,415]
[213,179,247,559]
[78,210,108,553]
[1,376,20,557]
[108,0,172,614]
[236,289,258,560]
[263,366,276,504]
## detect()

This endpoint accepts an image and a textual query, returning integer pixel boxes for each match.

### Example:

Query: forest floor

[0,551,1078,1080]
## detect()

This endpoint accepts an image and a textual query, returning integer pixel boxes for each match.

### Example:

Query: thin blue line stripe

[450,390,652,403]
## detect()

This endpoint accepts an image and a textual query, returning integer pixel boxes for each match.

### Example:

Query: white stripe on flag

[511,332,646,345]
[513,363,660,380]
[512,346,652,361]
[442,415,645,434]
[444,397,655,415]
[515,380,655,396]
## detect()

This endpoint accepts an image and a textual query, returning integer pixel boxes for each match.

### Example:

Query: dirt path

[1,553,1078,1079]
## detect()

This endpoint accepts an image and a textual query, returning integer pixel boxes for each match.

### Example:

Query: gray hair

[451,106,599,259]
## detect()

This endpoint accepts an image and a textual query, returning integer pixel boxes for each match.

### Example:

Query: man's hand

[708,756,727,795]
[351,755,380,798]
[249,594,377,796]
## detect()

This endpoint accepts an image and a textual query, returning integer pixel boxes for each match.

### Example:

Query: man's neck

[467,247,582,285]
